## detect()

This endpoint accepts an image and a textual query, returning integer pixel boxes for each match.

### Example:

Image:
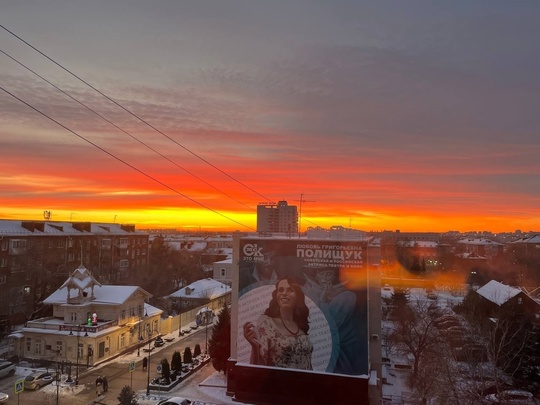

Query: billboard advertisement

[237,237,368,376]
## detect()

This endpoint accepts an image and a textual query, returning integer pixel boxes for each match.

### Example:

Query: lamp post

[55,350,60,405]
[146,335,151,395]
[205,317,208,354]
[178,312,182,337]
[75,330,80,385]
[204,308,212,354]
[137,317,142,357]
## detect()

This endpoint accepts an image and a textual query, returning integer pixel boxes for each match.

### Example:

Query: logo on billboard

[242,243,264,260]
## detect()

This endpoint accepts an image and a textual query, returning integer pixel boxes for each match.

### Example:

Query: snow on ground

[9,316,230,403]
[380,285,466,404]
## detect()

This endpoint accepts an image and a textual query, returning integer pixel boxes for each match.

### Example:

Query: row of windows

[0,237,148,252]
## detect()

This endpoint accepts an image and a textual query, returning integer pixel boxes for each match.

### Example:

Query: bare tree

[387,296,442,387]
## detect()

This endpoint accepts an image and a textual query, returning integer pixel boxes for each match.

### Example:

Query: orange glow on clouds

[2,3,540,234]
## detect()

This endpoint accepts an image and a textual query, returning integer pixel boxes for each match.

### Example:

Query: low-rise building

[8,264,161,368]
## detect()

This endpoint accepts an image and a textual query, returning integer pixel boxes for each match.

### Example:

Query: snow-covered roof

[59,264,102,291]
[510,234,540,244]
[476,280,521,306]
[45,283,151,306]
[204,247,232,256]
[396,240,438,248]
[167,278,231,300]
[184,241,207,252]
[0,220,145,236]
[457,238,502,246]
[456,252,486,259]
[214,258,232,265]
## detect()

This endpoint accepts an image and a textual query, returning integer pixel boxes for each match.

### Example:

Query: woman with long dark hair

[243,278,313,370]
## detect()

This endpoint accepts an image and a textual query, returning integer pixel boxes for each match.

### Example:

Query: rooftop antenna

[113,215,117,223]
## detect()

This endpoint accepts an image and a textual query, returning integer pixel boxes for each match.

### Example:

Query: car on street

[154,336,165,347]
[24,371,55,390]
[484,389,535,404]
[0,392,8,403]
[0,361,16,379]
[156,396,191,405]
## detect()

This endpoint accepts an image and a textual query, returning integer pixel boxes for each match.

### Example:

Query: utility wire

[0,48,254,212]
[0,24,272,203]
[0,85,256,231]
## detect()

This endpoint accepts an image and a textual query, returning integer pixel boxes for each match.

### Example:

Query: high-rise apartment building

[256,200,298,234]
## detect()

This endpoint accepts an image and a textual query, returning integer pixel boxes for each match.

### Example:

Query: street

[1,324,238,405]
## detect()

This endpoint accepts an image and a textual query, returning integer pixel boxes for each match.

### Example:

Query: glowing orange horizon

[2,204,537,234]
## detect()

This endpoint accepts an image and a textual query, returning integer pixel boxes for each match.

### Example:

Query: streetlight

[146,333,152,395]
[69,327,81,385]
[55,350,60,405]
[204,308,212,354]
[178,311,182,337]
[137,316,142,357]
[67,326,88,385]
[205,316,208,354]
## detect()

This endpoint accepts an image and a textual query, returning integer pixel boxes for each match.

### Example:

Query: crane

[294,193,316,237]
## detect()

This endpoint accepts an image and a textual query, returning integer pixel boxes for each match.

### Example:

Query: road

[1,325,239,405]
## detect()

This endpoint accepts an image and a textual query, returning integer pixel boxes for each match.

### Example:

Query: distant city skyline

[2,2,540,232]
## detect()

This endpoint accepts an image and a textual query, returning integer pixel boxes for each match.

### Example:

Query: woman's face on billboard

[276,279,296,309]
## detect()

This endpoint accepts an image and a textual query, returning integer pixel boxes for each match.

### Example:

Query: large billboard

[237,237,368,376]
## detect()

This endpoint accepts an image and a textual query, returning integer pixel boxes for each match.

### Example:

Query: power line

[0,24,271,202]
[0,48,254,212]
[0,85,255,231]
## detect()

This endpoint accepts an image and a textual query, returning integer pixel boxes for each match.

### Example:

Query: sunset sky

[1,1,540,233]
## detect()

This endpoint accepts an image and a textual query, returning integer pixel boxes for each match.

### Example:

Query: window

[70,312,77,323]
[11,240,27,249]
[101,239,112,249]
[221,268,226,277]
[0,275,6,284]
[129,307,135,317]
[119,259,129,268]
[0,240,7,251]
[120,333,125,348]
[26,338,31,352]
[34,340,42,355]
[68,253,75,262]
[78,342,83,358]
[56,341,63,356]
[121,310,126,320]
[0,258,7,268]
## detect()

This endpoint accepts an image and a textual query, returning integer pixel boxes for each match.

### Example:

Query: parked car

[434,315,459,325]
[0,361,16,379]
[156,396,191,405]
[0,392,8,403]
[437,320,461,330]
[24,371,55,390]
[484,389,535,404]
[154,336,165,347]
